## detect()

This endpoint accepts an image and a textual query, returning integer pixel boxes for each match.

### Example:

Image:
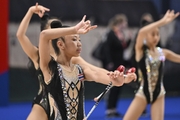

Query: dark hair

[50,21,62,55]
[40,13,62,31]
[40,13,50,31]
[140,20,153,28]
[50,21,70,55]
[140,13,154,27]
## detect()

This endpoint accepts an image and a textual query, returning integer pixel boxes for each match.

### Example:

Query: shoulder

[76,64,83,73]
[162,48,171,57]
[162,48,169,54]
[72,57,88,70]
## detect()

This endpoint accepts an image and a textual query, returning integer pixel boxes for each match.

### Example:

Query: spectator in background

[104,14,133,118]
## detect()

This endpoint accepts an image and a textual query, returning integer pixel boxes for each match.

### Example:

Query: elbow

[40,30,46,37]
[138,29,145,35]
[16,31,23,39]
[40,30,48,40]
[139,27,148,35]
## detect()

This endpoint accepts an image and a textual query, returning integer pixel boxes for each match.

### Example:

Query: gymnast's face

[58,34,82,57]
[146,27,160,47]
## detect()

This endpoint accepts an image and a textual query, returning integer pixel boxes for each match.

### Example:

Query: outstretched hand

[107,70,125,87]
[75,15,97,34]
[161,10,179,24]
[124,67,137,83]
[30,3,50,18]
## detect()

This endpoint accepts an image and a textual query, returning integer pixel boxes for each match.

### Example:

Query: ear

[57,40,65,50]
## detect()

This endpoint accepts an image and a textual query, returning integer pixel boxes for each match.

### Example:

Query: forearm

[87,63,109,73]
[16,7,33,38]
[88,69,122,86]
[41,27,77,40]
[164,49,180,63]
[139,19,165,34]
[88,70,113,85]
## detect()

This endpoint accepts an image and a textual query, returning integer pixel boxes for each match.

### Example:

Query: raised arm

[135,10,179,59]
[39,16,97,82]
[16,3,49,67]
[40,16,97,41]
[163,49,180,63]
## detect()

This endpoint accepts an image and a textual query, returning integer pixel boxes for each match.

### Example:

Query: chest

[144,47,165,75]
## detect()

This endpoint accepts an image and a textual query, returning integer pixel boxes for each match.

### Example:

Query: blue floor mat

[0,97,180,120]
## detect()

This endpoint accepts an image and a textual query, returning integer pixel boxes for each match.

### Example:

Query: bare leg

[151,95,165,120]
[27,104,48,120]
[123,96,147,120]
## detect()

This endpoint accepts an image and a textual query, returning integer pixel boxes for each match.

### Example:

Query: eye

[72,38,77,41]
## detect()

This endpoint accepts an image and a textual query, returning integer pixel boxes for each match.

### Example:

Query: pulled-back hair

[50,21,69,56]
[40,13,62,31]
[50,21,62,55]
[40,13,50,31]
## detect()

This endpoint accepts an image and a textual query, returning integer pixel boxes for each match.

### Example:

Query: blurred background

[0,0,180,120]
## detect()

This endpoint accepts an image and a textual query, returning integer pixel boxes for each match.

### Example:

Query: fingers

[175,12,180,18]
[76,15,97,34]
[107,71,116,78]
[170,10,174,14]
[33,3,50,18]
[85,20,91,25]
[168,10,179,17]
[81,15,86,22]
[117,65,125,72]
[125,73,137,83]
[107,70,123,79]
[87,25,97,31]
[126,67,136,74]
[43,7,50,12]
[83,20,97,33]
[35,2,38,8]
[38,6,50,17]
[114,70,120,78]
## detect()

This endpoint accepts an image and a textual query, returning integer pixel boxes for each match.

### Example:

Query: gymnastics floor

[0,97,180,120]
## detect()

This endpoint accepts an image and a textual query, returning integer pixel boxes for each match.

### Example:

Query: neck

[148,45,156,52]
[56,53,72,67]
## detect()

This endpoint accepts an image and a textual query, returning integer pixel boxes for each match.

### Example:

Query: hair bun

[50,21,62,28]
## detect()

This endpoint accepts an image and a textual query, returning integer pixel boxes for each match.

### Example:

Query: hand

[107,70,124,86]
[124,67,137,83]
[75,15,97,34]
[161,10,179,24]
[30,3,50,18]
[124,73,137,83]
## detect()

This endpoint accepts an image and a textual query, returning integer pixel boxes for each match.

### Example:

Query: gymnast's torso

[47,59,85,120]
[33,68,51,117]
[136,46,166,104]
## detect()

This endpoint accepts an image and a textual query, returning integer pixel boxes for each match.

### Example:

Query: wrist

[158,18,167,26]
[72,26,78,34]
[28,7,35,14]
